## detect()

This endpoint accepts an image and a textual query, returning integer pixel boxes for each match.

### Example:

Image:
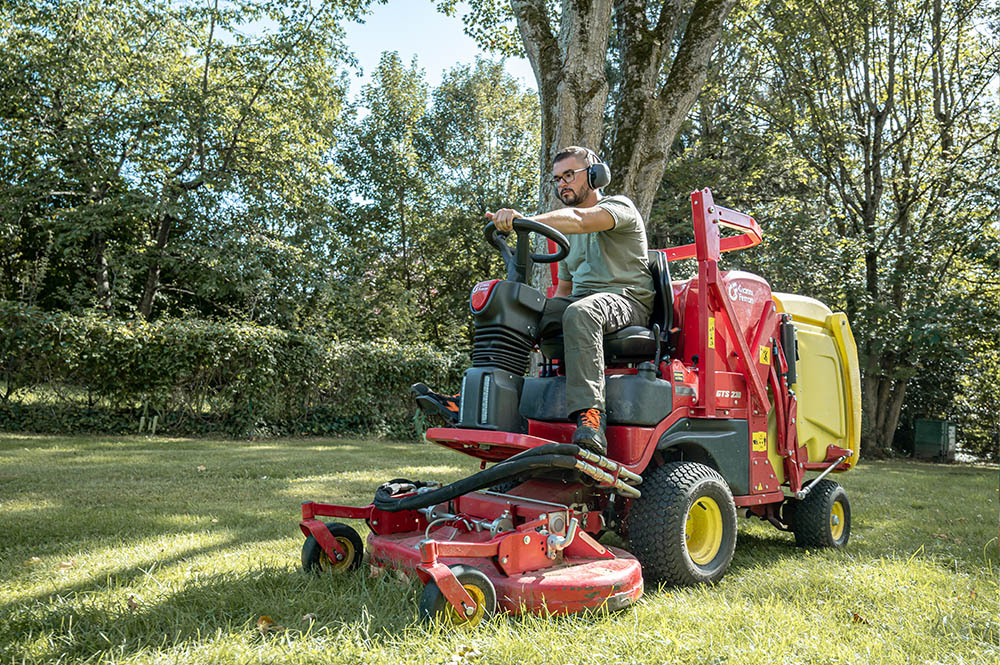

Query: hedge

[0,302,467,438]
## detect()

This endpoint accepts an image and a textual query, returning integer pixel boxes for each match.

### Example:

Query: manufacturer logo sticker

[728,282,755,304]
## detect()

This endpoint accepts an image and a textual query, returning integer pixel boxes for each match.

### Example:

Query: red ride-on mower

[298,188,861,626]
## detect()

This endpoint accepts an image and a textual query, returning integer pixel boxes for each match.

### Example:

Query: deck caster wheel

[419,564,496,627]
[792,479,850,548]
[301,522,364,575]
[629,461,737,586]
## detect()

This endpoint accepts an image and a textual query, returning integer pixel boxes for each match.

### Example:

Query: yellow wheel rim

[444,583,487,626]
[686,496,723,565]
[830,501,846,541]
[318,536,355,574]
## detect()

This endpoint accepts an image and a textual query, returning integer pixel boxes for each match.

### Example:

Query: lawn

[1,433,997,665]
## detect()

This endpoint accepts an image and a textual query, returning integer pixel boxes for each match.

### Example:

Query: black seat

[539,250,673,363]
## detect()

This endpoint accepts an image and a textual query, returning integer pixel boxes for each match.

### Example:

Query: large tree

[331,56,541,344]
[748,0,1000,456]
[0,0,366,319]
[440,0,738,221]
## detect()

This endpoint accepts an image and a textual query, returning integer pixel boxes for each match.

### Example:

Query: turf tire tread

[627,461,737,586]
[792,479,850,548]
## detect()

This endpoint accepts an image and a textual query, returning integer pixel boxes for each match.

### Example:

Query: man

[486,146,654,455]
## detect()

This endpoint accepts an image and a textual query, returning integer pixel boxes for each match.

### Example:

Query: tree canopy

[1,0,997,458]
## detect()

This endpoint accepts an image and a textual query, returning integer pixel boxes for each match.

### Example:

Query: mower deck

[368,530,643,615]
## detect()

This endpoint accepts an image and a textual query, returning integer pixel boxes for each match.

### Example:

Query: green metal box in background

[913,418,957,462]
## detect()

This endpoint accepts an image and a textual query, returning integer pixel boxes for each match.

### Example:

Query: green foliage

[657,0,1000,457]
[325,56,540,345]
[0,301,466,437]
[0,0,364,320]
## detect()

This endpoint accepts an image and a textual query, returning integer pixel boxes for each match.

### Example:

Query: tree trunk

[610,0,738,219]
[511,0,737,290]
[861,362,909,458]
[398,187,410,291]
[94,232,112,314]
[139,212,173,319]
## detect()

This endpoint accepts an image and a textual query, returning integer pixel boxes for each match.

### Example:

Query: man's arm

[487,205,614,235]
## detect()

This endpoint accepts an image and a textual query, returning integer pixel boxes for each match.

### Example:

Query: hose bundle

[373,443,581,512]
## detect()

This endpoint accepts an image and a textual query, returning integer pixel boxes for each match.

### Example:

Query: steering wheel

[483,219,570,284]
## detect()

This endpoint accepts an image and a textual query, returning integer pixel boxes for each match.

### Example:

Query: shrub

[0,302,466,438]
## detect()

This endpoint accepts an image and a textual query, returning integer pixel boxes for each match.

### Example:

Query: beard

[559,185,586,206]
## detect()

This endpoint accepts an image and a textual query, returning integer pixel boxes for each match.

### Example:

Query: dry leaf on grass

[301,613,317,622]
[368,565,384,578]
[439,645,483,665]
[26,557,42,565]
[197,465,207,472]
[127,596,139,612]
[851,612,870,625]
[256,615,285,634]
[59,559,75,569]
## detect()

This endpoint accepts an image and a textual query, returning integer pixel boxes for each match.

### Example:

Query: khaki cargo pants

[540,292,650,416]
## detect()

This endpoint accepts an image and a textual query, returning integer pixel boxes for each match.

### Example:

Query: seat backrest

[647,250,673,337]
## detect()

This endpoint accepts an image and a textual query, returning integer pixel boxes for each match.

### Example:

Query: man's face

[552,156,590,206]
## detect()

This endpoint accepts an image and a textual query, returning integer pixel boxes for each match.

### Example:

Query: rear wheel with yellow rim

[629,461,737,586]
[301,522,364,575]
[418,564,497,627]
[792,479,851,548]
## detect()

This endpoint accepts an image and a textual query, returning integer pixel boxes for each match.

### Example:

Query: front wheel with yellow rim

[628,461,737,586]
[418,565,497,627]
[301,522,364,575]
[791,479,851,548]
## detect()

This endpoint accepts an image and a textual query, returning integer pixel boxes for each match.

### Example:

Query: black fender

[655,418,750,497]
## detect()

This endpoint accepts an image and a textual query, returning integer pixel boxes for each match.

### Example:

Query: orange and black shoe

[411,383,460,425]
[572,408,607,455]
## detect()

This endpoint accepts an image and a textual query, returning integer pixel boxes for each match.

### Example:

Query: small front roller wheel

[792,479,851,548]
[629,461,738,586]
[301,522,364,575]
[418,564,496,627]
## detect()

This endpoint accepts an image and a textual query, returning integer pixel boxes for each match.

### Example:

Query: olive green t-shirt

[556,195,654,310]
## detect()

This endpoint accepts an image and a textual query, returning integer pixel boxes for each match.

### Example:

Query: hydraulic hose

[373,452,580,512]
[503,442,581,461]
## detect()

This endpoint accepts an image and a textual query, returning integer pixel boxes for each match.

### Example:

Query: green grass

[1,433,998,665]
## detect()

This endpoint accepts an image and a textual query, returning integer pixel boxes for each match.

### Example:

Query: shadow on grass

[1,434,997,664]
[5,563,426,663]
[0,434,483,662]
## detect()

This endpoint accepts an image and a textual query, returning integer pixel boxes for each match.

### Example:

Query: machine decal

[708,317,716,349]
[752,431,767,452]
[728,282,754,304]
[758,345,771,365]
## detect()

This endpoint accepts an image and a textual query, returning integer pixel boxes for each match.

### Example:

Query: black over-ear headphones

[553,147,612,194]
[584,148,611,190]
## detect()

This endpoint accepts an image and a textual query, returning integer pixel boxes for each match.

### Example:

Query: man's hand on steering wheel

[485,208,523,234]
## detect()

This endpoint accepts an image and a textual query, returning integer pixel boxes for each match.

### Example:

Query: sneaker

[572,408,607,455]
[411,383,460,424]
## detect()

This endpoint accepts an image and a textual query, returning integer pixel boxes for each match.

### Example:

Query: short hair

[553,146,596,166]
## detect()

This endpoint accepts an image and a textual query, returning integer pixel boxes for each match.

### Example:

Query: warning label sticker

[752,431,767,452]
[708,317,716,349]
[759,345,771,365]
